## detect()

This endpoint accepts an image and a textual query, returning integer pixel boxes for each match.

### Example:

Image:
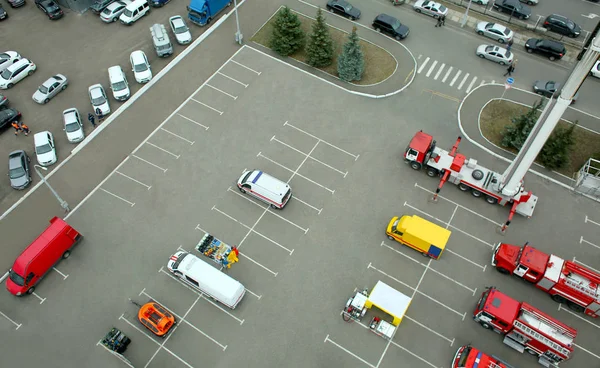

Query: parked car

[100,0,129,22]
[0,106,20,129]
[8,150,31,190]
[35,0,64,19]
[90,0,115,13]
[33,131,57,166]
[108,65,130,101]
[476,44,513,65]
[0,58,36,89]
[62,108,85,143]
[0,93,7,107]
[150,0,170,7]
[32,74,68,104]
[533,80,578,104]
[524,38,565,61]
[88,84,111,115]
[475,22,513,44]
[130,50,152,83]
[590,61,600,78]
[6,0,25,8]
[473,0,488,3]
[520,0,537,4]
[413,0,448,18]
[372,14,410,40]
[325,0,360,20]
[169,15,193,44]
[493,0,530,19]
[543,14,581,38]
[0,4,7,20]
[0,51,21,72]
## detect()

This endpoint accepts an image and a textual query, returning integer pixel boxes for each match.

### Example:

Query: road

[535,0,600,34]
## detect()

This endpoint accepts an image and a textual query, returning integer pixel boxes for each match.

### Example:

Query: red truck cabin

[474,288,520,333]
[405,131,433,164]
[493,243,548,283]
[452,345,514,368]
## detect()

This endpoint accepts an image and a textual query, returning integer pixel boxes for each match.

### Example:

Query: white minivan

[107,66,130,101]
[119,0,150,25]
[237,169,292,209]
[167,251,246,309]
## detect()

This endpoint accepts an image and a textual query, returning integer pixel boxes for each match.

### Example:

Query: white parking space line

[284,121,360,160]
[100,188,135,207]
[465,76,478,93]
[116,171,152,190]
[238,252,279,277]
[159,267,245,324]
[449,70,462,87]
[417,57,430,74]
[404,315,454,346]
[573,257,600,274]
[206,83,238,100]
[177,113,209,130]
[433,63,445,80]
[145,142,181,159]
[190,98,224,115]
[160,128,195,145]
[457,73,470,90]
[258,152,335,194]
[585,215,600,228]
[292,195,323,214]
[574,343,600,360]
[139,290,229,349]
[368,263,466,320]
[132,154,168,173]
[31,291,46,304]
[445,248,486,272]
[558,303,600,329]
[324,335,376,368]
[426,60,438,78]
[118,315,195,368]
[580,236,600,250]
[96,340,135,367]
[271,136,348,177]
[52,267,69,280]
[244,288,263,300]
[217,72,249,88]
[442,66,453,83]
[231,60,262,75]
[0,310,21,330]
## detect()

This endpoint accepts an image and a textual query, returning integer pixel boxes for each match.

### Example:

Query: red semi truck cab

[452,345,514,368]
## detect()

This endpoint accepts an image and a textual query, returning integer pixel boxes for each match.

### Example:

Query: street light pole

[461,0,473,27]
[233,0,243,45]
[34,165,70,213]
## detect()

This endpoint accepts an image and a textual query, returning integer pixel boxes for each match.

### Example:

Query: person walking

[95,107,104,123]
[11,121,21,136]
[20,122,30,136]
[441,15,446,26]
[506,39,513,52]
[503,64,514,77]
[435,16,444,27]
[88,112,96,128]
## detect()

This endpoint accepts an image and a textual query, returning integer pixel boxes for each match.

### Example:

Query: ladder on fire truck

[563,262,600,300]
[516,305,575,358]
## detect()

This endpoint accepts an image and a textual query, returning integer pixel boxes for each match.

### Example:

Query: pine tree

[306,8,334,67]
[269,7,305,57]
[501,99,543,150]
[337,26,365,82]
[538,121,577,170]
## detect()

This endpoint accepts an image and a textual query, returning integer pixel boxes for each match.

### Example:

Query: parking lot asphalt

[0,1,215,211]
[2,32,600,368]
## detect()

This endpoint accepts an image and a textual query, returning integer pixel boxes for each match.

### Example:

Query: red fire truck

[493,242,600,317]
[473,287,577,367]
[452,344,515,368]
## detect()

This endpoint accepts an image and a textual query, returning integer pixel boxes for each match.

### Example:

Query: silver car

[476,44,514,65]
[413,0,448,18]
[32,74,68,104]
[63,108,85,143]
[8,150,31,190]
[88,84,111,115]
[169,16,192,45]
[475,22,513,44]
[100,0,129,22]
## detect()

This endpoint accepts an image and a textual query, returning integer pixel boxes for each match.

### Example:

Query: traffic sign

[506,77,514,85]
[504,83,512,90]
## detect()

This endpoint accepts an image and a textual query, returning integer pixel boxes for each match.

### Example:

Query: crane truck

[493,241,600,317]
[473,287,577,367]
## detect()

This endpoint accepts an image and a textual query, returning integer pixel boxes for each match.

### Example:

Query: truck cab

[473,287,519,333]
[452,345,514,368]
[492,242,548,283]
[187,0,230,26]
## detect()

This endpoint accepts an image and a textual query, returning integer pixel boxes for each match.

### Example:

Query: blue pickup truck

[187,0,230,26]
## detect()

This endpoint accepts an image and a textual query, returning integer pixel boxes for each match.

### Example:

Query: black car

[326,0,360,20]
[533,80,578,104]
[0,4,7,20]
[493,0,531,19]
[525,38,566,61]
[90,0,115,14]
[35,0,64,19]
[8,150,31,190]
[543,14,581,38]
[7,0,25,8]
[372,14,410,40]
[0,106,20,130]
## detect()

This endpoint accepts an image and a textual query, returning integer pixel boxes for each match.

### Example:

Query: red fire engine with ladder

[473,287,577,367]
[452,344,515,368]
[493,242,600,317]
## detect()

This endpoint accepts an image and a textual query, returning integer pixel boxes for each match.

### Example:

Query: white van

[119,0,150,25]
[237,169,292,209]
[107,66,130,101]
[167,251,245,309]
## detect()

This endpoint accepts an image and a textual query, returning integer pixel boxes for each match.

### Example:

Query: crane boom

[500,36,600,196]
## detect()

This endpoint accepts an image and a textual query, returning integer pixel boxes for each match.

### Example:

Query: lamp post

[233,0,243,45]
[461,0,473,27]
[34,165,70,213]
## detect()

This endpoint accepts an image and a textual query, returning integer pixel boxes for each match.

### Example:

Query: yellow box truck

[385,215,451,259]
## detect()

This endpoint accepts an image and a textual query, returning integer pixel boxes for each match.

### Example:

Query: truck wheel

[421,252,430,258]
[485,196,498,204]
[567,301,585,313]
[471,189,482,197]
[496,267,510,275]
[27,287,35,295]
[480,322,491,329]
[62,250,71,259]
[387,235,394,240]
[526,348,538,356]
[410,162,422,170]
[426,168,438,177]
[238,187,246,193]
[458,183,469,191]
[551,294,567,304]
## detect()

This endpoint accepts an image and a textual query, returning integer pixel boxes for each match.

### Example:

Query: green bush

[269,7,305,57]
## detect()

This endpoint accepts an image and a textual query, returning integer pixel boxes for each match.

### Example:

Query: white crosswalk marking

[442,66,453,83]
[434,63,445,80]
[426,60,438,77]
[466,76,478,93]
[491,80,496,84]
[417,57,430,74]
[457,73,470,90]
[480,80,486,86]
[449,70,462,87]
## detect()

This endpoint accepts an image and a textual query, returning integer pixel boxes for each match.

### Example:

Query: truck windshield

[392,219,399,231]
[477,291,489,312]
[8,269,24,286]
[457,346,471,367]
[172,253,187,270]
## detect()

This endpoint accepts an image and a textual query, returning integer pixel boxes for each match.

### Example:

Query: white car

[476,44,513,65]
[0,58,36,89]
[100,0,129,22]
[34,131,57,166]
[0,51,21,72]
[590,61,600,78]
[130,50,152,84]
[108,65,130,101]
[32,74,68,104]
[169,16,192,45]
[63,108,85,143]
[413,0,448,18]
[475,22,514,44]
[88,84,111,115]
[473,0,489,4]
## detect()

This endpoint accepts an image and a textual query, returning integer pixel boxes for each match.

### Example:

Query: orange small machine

[135,301,176,337]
